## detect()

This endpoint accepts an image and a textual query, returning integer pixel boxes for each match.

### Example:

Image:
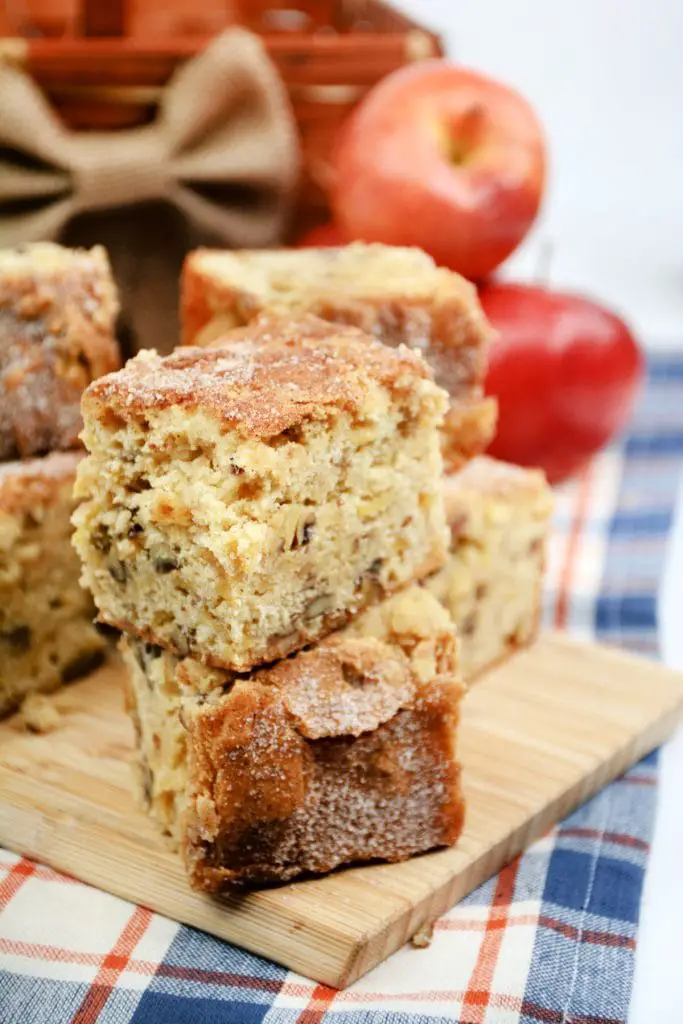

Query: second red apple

[481,282,643,483]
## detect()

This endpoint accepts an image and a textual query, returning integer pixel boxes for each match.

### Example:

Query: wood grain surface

[1,631,681,987]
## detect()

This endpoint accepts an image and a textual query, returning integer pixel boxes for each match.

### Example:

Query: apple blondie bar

[0,452,106,716]
[0,243,120,460]
[73,315,449,672]
[426,457,553,680]
[181,243,497,469]
[122,587,464,889]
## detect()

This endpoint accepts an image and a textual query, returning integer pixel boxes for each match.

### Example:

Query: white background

[397,0,683,346]
[397,2,683,1020]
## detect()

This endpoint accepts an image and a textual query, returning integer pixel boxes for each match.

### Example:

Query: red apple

[331,61,546,280]
[480,282,644,483]
[293,221,347,247]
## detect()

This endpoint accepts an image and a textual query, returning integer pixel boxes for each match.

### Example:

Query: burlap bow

[0,28,300,351]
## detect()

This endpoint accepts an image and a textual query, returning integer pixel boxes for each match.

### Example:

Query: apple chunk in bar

[73,315,449,672]
[425,457,553,680]
[122,588,465,889]
[181,243,497,470]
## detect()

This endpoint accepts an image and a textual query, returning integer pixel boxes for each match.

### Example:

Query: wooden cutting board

[1,631,682,988]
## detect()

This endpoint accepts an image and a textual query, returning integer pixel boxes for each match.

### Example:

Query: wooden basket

[0,1,443,233]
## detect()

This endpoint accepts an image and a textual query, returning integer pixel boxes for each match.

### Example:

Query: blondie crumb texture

[122,586,464,889]
[0,243,121,460]
[343,584,458,685]
[426,457,553,680]
[442,393,498,471]
[74,317,449,671]
[21,692,62,733]
[0,452,106,716]
[181,243,496,469]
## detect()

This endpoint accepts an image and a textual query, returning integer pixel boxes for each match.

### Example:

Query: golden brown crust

[182,636,464,889]
[441,394,498,472]
[246,636,417,739]
[0,243,120,459]
[181,245,494,465]
[182,257,236,347]
[83,314,437,440]
[0,450,83,515]
[181,246,493,400]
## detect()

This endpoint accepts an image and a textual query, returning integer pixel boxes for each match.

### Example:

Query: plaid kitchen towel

[1,352,682,1024]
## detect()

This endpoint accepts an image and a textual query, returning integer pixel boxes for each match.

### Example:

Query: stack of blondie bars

[0,243,121,716]
[181,244,554,681]
[72,315,466,887]
[71,242,552,890]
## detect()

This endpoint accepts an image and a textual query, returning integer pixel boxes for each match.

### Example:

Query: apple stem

[536,237,554,287]
[462,102,486,128]
[446,103,487,165]
[457,102,487,146]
